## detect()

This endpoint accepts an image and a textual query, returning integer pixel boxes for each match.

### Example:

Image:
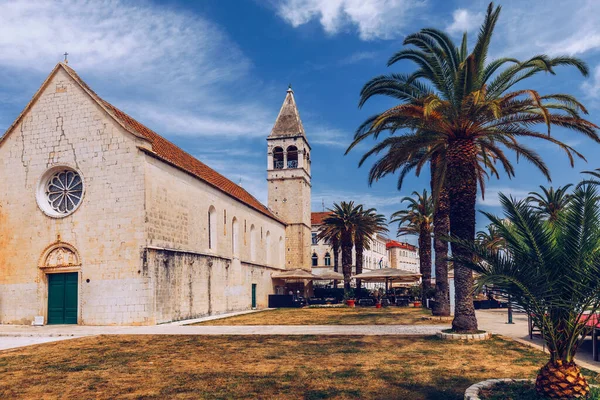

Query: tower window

[287,146,298,168]
[273,147,284,169]
[312,252,318,267]
[324,252,331,266]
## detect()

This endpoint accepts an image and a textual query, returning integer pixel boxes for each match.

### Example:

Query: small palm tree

[452,186,600,398]
[391,189,433,305]
[321,202,363,295]
[355,208,388,295]
[476,224,505,250]
[526,185,573,222]
[347,2,599,332]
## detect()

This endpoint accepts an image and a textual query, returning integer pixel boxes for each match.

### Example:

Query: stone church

[0,62,312,325]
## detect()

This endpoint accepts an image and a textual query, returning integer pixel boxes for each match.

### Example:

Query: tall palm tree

[431,156,450,316]
[391,189,433,305]
[526,185,573,222]
[320,202,363,295]
[347,2,598,331]
[318,225,340,288]
[452,187,600,398]
[355,208,389,295]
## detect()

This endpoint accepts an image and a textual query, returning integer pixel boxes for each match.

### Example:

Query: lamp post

[507,294,514,324]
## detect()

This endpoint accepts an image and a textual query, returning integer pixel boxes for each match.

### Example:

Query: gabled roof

[386,240,417,251]
[311,211,332,225]
[1,62,283,224]
[269,87,306,138]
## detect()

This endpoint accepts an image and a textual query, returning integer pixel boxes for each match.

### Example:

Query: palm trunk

[332,239,340,289]
[418,229,432,306]
[355,236,364,298]
[447,139,478,332]
[341,230,353,295]
[536,360,589,398]
[431,160,451,316]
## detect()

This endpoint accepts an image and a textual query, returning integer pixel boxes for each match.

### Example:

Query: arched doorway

[39,242,81,324]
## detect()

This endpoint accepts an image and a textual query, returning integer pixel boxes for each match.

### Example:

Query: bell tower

[267,86,312,271]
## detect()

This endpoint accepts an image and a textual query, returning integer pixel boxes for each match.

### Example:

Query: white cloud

[339,51,378,65]
[309,128,351,147]
[446,9,483,35]
[0,0,277,139]
[195,153,268,204]
[581,65,600,98]
[477,187,530,207]
[275,0,426,40]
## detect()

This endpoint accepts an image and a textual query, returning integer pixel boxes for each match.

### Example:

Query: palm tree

[347,2,599,332]
[355,208,389,295]
[431,156,450,316]
[318,225,340,288]
[526,185,573,222]
[320,202,363,295]
[452,186,600,398]
[391,189,433,305]
[476,224,505,250]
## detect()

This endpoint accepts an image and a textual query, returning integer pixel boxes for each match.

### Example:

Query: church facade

[0,63,311,325]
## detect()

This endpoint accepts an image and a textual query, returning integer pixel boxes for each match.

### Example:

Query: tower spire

[270,86,305,138]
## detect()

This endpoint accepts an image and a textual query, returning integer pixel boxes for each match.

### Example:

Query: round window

[36,167,85,218]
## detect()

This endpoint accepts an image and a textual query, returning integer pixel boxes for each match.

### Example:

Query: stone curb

[464,379,597,400]
[437,331,492,341]
[464,378,529,400]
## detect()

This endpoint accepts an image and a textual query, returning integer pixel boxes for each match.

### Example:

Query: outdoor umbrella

[312,271,344,280]
[271,269,316,280]
[352,268,421,292]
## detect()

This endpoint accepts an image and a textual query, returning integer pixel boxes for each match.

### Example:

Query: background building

[310,212,419,284]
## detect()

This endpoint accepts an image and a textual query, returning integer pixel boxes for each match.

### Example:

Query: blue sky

[2,0,600,244]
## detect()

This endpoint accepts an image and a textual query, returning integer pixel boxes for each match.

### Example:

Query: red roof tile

[386,240,417,251]
[56,64,282,223]
[311,212,332,225]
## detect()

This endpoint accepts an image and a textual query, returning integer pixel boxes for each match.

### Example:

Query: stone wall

[0,67,150,325]
[145,248,276,323]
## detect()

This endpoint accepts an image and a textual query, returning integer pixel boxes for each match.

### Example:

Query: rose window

[36,167,85,218]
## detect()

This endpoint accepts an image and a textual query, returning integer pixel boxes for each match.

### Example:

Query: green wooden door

[48,273,78,324]
[252,284,257,309]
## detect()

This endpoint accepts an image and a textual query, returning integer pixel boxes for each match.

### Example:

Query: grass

[194,306,445,325]
[480,381,600,399]
[1,335,598,399]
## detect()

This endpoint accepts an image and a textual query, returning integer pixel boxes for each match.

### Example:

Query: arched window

[266,231,271,265]
[287,146,298,168]
[279,236,284,267]
[312,252,318,267]
[250,224,256,262]
[232,217,239,256]
[208,206,217,250]
[324,252,331,266]
[273,147,284,169]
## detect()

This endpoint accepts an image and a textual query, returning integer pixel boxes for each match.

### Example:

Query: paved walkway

[0,323,447,337]
[0,309,448,351]
[477,309,600,373]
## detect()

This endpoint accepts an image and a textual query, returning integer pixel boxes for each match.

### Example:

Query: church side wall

[143,156,285,322]
[0,68,150,325]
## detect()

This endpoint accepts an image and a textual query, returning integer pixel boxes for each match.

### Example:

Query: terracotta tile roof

[311,211,332,225]
[386,240,417,251]
[44,63,282,223]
